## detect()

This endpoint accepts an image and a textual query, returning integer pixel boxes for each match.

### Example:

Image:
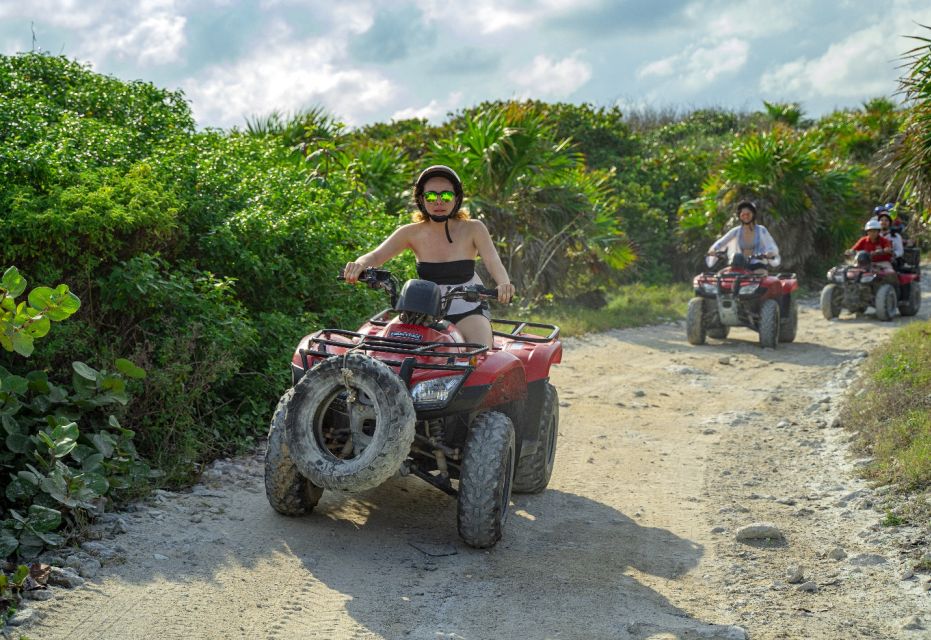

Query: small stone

[78,558,102,578]
[902,616,925,631]
[81,540,117,559]
[7,607,38,626]
[702,429,717,435]
[901,568,915,580]
[48,567,85,588]
[735,523,785,542]
[776,497,797,506]
[633,390,646,397]
[24,588,54,601]
[797,581,818,593]
[786,565,805,584]
[153,553,169,561]
[828,547,847,561]
[776,420,790,428]
[190,514,203,523]
[711,526,727,534]
[848,553,886,566]
[718,356,731,365]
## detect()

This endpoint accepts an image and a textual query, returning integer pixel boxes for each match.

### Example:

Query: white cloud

[415,0,592,34]
[511,53,591,98]
[4,0,187,65]
[390,91,463,122]
[184,38,397,128]
[638,38,748,90]
[759,8,931,99]
[701,0,802,38]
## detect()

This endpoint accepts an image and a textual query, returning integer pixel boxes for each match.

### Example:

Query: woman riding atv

[342,165,515,348]
[707,201,780,274]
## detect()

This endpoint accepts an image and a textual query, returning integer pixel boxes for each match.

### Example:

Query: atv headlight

[738,284,760,296]
[860,274,875,283]
[410,375,464,408]
[701,283,718,295]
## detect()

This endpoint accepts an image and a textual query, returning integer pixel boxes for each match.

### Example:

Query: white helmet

[864,219,882,231]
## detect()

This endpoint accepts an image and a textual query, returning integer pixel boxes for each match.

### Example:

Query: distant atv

[687,252,799,349]
[264,269,562,549]
[821,249,922,321]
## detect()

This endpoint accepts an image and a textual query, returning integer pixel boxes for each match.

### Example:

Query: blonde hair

[411,208,471,223]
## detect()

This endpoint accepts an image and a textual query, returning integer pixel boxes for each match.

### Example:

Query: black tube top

[415,260,475,285]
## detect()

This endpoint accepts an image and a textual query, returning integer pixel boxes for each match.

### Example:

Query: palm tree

[680,127,865,271]
[427,103,632,304]
[885,25,931,220]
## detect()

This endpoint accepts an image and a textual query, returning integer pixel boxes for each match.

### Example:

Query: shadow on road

[261,482,741,639]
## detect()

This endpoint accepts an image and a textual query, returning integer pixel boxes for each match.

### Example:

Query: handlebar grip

[478,286,499,296]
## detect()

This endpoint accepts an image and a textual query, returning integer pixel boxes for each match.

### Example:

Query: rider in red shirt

[848,219,893,270]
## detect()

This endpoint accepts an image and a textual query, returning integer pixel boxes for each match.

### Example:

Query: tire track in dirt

[20,267,930,640]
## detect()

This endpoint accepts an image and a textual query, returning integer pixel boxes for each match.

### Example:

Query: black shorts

[445,302,490,325]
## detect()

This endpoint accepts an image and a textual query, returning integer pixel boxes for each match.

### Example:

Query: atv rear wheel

[779,293,798,343]
[286,354,416,492]
[758,299,780,348]
[875,284,897,321]
[820,284,841,320]
[265,390,324,516]
[457,411,515,549]
[686,297,706,345]
[899,282,921,317]
[513,382,558,494]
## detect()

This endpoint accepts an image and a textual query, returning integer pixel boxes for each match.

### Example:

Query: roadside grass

[842,318,931,523]
[501,283,693,337]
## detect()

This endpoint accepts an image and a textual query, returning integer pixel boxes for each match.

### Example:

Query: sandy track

[22,271,930,640]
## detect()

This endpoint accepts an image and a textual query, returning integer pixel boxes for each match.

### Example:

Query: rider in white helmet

[847,219,894,272]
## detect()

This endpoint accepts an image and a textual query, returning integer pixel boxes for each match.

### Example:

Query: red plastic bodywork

[693,266,798,299]
[290,314,562,404]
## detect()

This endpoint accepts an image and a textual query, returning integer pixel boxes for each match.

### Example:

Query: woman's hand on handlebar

[342,261,365,284]
[497,282,515,304]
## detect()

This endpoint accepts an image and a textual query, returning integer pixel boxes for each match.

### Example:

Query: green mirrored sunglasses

[423,190,455,203]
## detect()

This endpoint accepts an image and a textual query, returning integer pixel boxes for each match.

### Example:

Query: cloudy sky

[2,0,930,130]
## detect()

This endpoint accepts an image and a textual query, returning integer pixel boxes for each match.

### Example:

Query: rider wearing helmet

[342,165,515,348]
[848,219,893,271]
[875,210,904,267]
[707,201,780,274]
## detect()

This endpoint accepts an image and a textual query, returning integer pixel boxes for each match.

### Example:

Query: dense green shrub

[1,267,149,558]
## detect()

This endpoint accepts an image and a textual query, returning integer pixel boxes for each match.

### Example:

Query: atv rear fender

[499,339,562,383]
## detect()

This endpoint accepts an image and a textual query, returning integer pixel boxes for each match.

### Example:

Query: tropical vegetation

[0,35,928,557]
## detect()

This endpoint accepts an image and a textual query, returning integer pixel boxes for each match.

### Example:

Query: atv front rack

[299,329,488,373]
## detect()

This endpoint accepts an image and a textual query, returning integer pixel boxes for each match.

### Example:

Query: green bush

[1,267,149,558]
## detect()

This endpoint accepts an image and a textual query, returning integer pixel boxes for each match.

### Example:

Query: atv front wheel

[820,284,841,320]
[287,354,416,492]
[899,282,921,317]
[513,382,558,494]
[875,284,897,321]
[265,390,324,516]
[706,325,730,340]
[758,299,780,348]
[686,297,706,345]
[779,293,798,343]
[457,411,516,549]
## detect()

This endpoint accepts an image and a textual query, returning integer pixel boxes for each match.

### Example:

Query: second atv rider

[342,165,515,348]
[707,201,781,274]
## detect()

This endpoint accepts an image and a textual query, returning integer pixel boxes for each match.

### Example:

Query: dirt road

[19,273,931,640]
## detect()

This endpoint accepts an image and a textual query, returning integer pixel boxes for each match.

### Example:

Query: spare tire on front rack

[286,353,416,492]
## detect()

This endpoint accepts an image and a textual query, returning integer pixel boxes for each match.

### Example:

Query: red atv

[821,249,922,321]
[264,268,562,548]
[687,252,799,348]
